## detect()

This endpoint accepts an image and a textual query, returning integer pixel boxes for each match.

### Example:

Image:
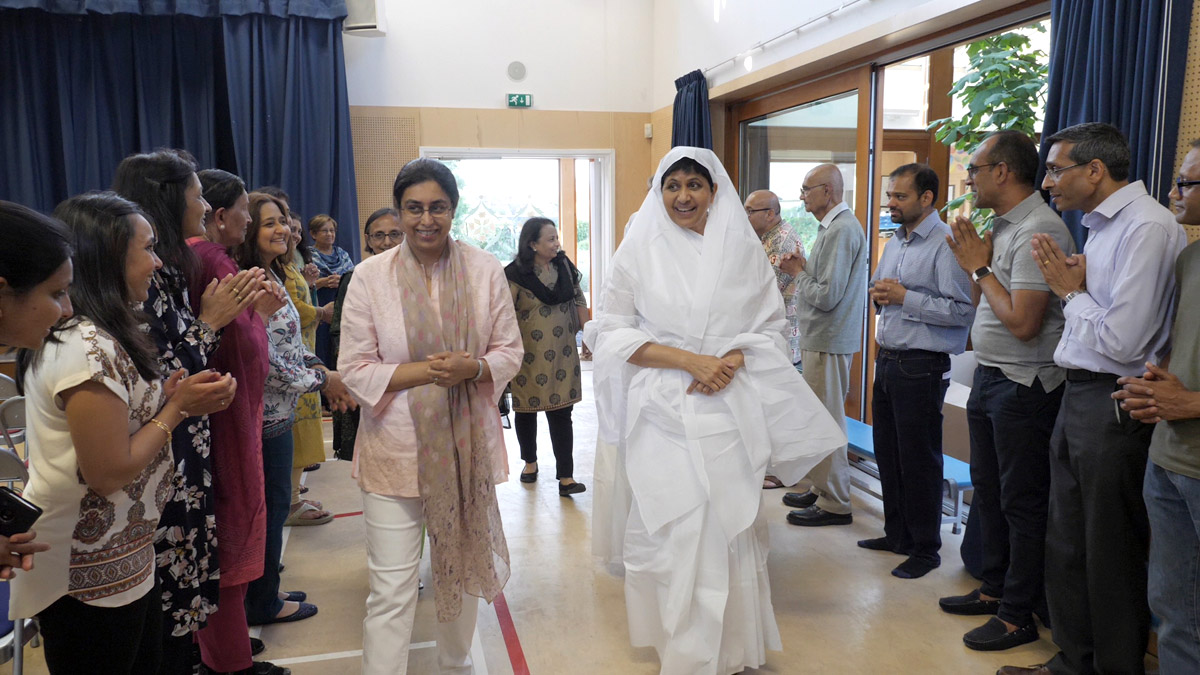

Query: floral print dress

[143,265,220,636]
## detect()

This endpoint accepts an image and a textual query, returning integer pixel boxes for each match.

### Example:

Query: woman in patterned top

[13,192,235,674]
[505,217,589,496]
[0,201,67,575]
[308,214,355,368]
[234,192,356,628]
[113,149,263,673]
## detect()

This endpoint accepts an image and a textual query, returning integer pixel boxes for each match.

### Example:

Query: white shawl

[590,147,845,554]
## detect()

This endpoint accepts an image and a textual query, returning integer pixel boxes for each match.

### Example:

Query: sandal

[762,475,786,490]
[284,502,332,526]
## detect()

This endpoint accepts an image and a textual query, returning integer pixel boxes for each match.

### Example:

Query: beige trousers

[800,350,853,514]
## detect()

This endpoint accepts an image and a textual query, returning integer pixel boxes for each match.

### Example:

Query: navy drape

[671,69,713,150]
[0,4,360,259]
[0,0,344,18]
[1041,0,1192,246]
[222,14,358,254]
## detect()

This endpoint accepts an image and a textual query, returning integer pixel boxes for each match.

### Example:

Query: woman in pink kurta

[338,158,523,675]
[189,170,288,675]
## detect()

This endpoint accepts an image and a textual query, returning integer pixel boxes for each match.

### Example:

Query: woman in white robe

[589,147,846,675]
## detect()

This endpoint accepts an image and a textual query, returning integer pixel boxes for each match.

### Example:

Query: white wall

[651,0,1018,109]
[343,0,654,112]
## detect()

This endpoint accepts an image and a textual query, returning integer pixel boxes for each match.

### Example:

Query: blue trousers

[1145,460,1200,675]
[244,429,293,623]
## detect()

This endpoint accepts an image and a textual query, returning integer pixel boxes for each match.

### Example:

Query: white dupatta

[590,147,845,555]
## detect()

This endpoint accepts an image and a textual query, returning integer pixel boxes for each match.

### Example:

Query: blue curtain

[671,69,713,150]
[1041,0,1193,246]
[0,1,360,258]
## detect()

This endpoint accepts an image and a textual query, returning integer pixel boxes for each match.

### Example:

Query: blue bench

[844,417,973,535]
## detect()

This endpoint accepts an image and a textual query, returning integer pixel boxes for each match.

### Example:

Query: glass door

[728,66,877,420]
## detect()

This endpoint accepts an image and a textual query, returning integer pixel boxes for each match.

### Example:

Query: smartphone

[0,486,42,537]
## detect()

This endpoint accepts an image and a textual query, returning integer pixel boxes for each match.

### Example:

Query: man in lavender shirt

[998,123,1186,675]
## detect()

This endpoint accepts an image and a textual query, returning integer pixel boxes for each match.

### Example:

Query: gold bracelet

[149,417,172,447]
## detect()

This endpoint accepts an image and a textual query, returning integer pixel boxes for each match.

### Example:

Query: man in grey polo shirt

[777,164,868,526]
[1113,138,1200,675]
[939,131,1074,651]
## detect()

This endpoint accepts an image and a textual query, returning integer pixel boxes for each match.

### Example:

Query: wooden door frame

[722,65,878,421]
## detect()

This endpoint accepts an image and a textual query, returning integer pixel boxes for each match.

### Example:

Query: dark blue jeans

[966,366,1061,626]
[872,350,950,563]
[1145,460,1200,675]
[245,429,293,624]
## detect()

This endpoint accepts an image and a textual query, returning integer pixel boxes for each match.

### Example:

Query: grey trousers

[800,350,854,514]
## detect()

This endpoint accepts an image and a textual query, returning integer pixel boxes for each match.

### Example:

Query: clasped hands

[1031,233,1086,298]
[685,350,745,395]
[426,351,481,388]
[1113,362,1200,424]
[869,278,907,307]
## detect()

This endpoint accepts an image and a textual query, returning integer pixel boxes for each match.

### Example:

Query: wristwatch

[1062,290,1084,305]
[971,266,992,283]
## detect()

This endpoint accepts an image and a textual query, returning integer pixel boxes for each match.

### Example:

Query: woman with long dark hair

[505,217,588,496]
[113,149,262,672]
[12,192,235,674]
[233,192,355,629]
[0,201,67,576]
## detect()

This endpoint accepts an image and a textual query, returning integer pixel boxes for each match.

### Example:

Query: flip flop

[762,475,786,490]
[284,502,332,526]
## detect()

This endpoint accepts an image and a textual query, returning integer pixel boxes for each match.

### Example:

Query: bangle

[471,359,485,382]
[149,417,172,447]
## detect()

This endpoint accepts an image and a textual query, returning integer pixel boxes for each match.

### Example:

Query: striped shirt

[871,210,974,354]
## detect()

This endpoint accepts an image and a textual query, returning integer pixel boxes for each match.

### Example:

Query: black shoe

[891,555,940,579]
[303,463,321,472]
[857,536,904,553]
[249,637,265,656]
[782,490,818,509]
[939,588,1001,616]
[559,481,587,497]
[200,661,291,675]
[963,616,1039,651]
[786,506,852,527]
[520,470,538,483]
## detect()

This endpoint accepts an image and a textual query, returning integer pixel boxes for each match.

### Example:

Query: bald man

[745,189,804,368]
[778,164,868,526]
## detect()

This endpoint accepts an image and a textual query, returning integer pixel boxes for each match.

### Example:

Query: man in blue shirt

[860,163,974,579]
[999,123,1185,675]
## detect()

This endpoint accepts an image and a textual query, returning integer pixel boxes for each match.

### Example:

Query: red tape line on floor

[333,511,363,519]
[494,592,529,675]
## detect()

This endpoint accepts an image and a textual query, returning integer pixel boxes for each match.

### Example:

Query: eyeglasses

[1044,162,1091,180]
[401,202,452,219]
[745,207,774,216]
[1176,177,1200,191]
[966,162,1001,178]
[800,183,828,196]
[368,230,404,243]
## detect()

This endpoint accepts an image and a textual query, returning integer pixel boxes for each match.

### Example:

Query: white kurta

[590,147,846,675]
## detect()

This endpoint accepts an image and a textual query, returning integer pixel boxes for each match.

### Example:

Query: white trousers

[361,491,479,675]
[800,350,853,514]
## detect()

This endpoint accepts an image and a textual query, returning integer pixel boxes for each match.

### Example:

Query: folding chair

[0,397,25,450]
[0,445,36,674]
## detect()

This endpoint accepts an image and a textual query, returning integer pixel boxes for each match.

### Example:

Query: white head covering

[589,147,844,546]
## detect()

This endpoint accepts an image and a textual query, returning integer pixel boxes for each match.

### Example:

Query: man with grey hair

[940,130,1073,651]
[777,164,867,526]
[998,122,1185,675]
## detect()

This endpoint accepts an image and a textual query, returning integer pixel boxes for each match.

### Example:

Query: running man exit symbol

[507,94,532,108]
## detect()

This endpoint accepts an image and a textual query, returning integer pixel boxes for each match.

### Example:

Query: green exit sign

[507,94,532,108]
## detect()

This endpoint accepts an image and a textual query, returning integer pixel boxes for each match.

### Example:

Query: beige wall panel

[515,111,615,148]
[650,105,673,173]
[613,113,654,247]
[349,106,422,258]
[1175,1,1200,176]
[417,108,520,148]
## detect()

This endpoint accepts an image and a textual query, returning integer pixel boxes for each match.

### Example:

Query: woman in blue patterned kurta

[114,149,262,673]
